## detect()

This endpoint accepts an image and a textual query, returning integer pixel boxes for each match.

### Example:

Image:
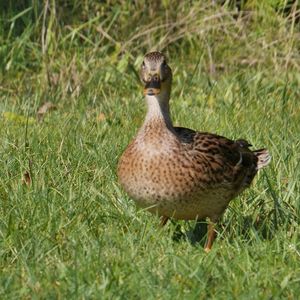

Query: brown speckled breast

[117,125,244,221]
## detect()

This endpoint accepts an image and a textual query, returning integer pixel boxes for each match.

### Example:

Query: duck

[117,51,271,252]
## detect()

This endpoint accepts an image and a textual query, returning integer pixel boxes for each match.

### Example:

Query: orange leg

[204,222,216,253]
[160,216,169,227]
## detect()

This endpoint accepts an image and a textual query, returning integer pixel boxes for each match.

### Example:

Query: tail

[254,149,271,170]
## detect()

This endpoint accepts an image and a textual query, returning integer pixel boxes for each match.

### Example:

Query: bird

[117,51,271,252]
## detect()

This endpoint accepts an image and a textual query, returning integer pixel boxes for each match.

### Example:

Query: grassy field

[1,1,300,299]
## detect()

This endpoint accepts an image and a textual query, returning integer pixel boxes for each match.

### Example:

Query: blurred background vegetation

[1,0,300,91]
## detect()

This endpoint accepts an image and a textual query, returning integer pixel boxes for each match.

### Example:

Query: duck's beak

[144,75,161,96]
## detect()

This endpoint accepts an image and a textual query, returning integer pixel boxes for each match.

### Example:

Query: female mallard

[117,51,271,252]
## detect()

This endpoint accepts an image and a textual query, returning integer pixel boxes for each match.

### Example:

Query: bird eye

[142,61,146,68]
[162,59,167,67]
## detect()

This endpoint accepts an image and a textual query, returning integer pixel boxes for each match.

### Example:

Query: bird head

[140,51,172,96]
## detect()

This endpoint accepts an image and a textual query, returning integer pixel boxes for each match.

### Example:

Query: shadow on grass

[171,220,207,247]
[171,209,297,248]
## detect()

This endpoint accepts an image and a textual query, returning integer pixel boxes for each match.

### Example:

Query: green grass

[1,1,300,299]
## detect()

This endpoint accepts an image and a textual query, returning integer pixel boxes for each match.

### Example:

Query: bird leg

[204,222,216,253]
[160,216,169,227]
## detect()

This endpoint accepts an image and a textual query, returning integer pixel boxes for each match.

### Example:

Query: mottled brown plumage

[118,51,271,251]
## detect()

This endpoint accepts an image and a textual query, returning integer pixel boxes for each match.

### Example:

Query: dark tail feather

[254,149,271,170]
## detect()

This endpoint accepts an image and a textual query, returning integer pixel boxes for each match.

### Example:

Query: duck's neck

[143,90,173,130]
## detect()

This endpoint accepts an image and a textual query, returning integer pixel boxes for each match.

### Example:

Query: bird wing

[173,126,258,189]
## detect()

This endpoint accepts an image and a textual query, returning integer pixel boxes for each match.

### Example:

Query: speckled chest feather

[118,121,243,221]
